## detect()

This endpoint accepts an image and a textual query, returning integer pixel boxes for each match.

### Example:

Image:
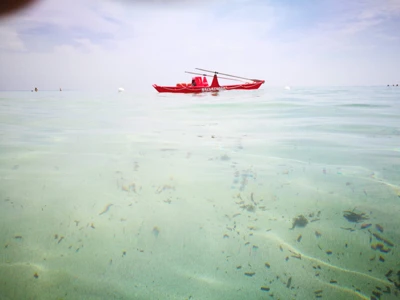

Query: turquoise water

[0,87,399,299]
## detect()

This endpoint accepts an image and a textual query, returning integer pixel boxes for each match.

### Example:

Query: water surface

[0,87,399,299]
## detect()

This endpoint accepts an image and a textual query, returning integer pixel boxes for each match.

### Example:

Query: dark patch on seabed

[219,187,400,300]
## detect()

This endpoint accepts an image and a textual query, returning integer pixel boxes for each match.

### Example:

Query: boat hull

[152,81,265,94]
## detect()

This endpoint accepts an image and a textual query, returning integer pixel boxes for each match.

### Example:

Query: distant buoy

[118,87,125,93]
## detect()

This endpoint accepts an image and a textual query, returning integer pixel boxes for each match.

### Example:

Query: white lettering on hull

[201,87,227,92]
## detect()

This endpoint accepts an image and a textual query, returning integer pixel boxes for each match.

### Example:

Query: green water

[0,87,399,299]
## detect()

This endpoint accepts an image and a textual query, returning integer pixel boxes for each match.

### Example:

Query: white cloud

[15,0,123,34]
[334,0,400,37]
[0,0,399,90]
[0,27,25,51]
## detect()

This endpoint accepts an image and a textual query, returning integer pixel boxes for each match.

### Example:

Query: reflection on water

[0,88,399,299]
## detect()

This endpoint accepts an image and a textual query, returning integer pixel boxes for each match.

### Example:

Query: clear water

[0,87,399,299]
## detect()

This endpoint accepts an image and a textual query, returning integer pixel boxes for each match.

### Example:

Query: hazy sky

[0,0,399,91]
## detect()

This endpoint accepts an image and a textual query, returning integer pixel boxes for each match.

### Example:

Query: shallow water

[0,87,399,299]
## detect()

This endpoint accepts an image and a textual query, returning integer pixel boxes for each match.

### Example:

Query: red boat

[152,68,265,94]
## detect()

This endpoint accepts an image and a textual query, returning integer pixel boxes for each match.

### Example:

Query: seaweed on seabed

[240,203,256,212]
[290,215,308,230]
[343,208,369,223]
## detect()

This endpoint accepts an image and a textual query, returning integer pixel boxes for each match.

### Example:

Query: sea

[0,87,399,300]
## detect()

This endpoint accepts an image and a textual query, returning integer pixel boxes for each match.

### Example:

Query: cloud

[1,0,128,51]
[0,0,399,90]
[320,0,400,38]
[0,26,25,51]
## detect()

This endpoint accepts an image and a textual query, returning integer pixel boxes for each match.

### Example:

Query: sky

[0,0,399,91]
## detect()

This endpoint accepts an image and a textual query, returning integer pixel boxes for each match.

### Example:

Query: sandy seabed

[1,147,399,300]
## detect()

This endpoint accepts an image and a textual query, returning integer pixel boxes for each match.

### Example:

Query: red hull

[153,81,264,94]
[153,73,265,94]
